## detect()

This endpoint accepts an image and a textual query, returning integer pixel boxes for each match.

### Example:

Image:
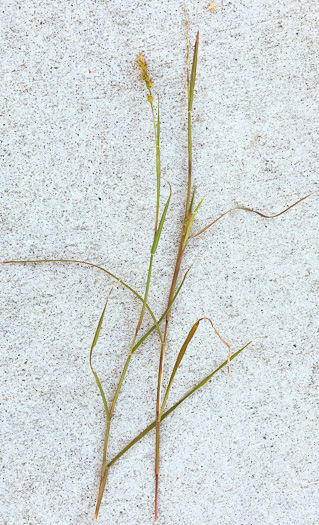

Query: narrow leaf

[151,179,172,254]
[190,191,318,240]
[108,339,254,469]
[188,31,199,112]
[160,316,230,417]
[194,196,204,213]
[4,258,164,350]
[89,288,116,422]
[160,319,200,417]
[189,186,196,214]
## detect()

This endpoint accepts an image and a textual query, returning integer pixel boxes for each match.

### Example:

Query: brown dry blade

[235,190,318,218]
[200,317,231,374]
[190,191,318,240]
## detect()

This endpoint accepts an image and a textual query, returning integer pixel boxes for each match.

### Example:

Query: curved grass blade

[107,339,255,469]
[190,191,318,239]
[89,295,111,422]
[3,258,163,347]
[89,278,123,420]
[235,190,318,218]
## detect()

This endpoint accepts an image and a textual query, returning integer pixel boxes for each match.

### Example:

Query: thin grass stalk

[94,72,171,517]
[94,266,154,517]
[189,190,318,240]
[154,29,199,521]
[94,237,155,518]
[150,98,161,233]
[107,179,172,419]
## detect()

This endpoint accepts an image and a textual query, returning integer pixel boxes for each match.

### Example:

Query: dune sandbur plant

[4,23,317,522]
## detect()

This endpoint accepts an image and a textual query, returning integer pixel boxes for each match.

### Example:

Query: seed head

[137,53,153,90]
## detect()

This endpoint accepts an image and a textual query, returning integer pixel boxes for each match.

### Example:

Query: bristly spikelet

[137,53,153,92]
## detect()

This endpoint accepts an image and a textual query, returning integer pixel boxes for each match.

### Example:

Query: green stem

[94,419,111,519]
[150,96,160,233]
[136,254,154,332]
[95,252,154,515]
[154,32,199,520]
[185,109,192,218]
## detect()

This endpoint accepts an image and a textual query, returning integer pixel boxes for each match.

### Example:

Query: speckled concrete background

[1,1,318,524]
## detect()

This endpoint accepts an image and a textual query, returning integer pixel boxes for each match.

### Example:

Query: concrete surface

[1,1,318,524]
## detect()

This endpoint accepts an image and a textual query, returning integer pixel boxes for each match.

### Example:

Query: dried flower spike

[137,53,153,90]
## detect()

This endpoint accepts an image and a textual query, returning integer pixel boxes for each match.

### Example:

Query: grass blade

[160,317,230,417]
[151,179,172,254]
[89,278,123,420]
[132,262,192,354]
[185,31,199,218]
[107,339,255,469]
[190,191,318,240]
[189,186,196,214]
[159,319,200,417]
[235,190,318,218]
[188,30,199,112]
[89,296,111,422]
[155,98,161,233]
[3,258,164,348]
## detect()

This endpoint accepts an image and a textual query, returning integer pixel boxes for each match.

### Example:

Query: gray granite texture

[1,1,318,524]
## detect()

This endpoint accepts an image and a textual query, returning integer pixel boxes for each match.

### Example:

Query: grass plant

[4,18,317,523]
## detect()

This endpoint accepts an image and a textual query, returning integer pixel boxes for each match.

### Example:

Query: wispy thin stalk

[155,27,199,522]
[93,55,173,518]
[154,29,199,522]
[189,190,319,240]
